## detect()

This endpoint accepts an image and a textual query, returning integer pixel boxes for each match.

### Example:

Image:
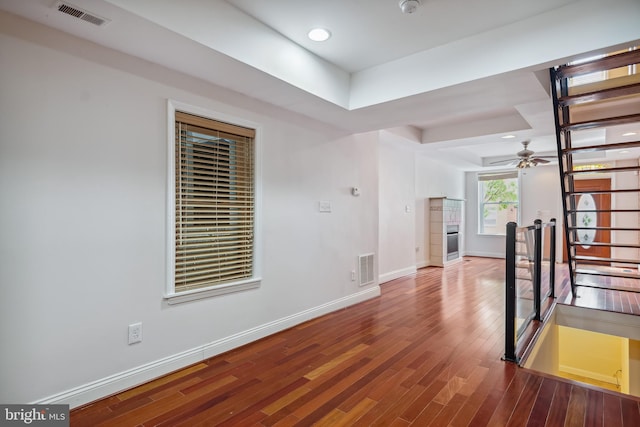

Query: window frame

[477,171,520,237]
[165,100,262,305]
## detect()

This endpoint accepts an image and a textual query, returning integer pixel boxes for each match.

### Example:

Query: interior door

[563,178,611,262]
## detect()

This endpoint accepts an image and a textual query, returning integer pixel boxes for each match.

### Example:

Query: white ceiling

[227,0,577,73]
[2,0,640,170]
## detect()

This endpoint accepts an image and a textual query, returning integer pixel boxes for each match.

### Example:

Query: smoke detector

[399,0,421,14]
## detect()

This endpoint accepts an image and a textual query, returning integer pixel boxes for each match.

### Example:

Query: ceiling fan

[491,140,556,169]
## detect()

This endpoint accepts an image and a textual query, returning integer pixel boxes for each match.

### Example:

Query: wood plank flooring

[556,265,640,316]
[70,257,640,426]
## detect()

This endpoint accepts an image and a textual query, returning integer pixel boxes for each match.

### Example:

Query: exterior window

[478,172,519,236]
[166,102,260,303]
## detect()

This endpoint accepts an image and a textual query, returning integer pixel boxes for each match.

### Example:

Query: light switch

[318,201,332,213]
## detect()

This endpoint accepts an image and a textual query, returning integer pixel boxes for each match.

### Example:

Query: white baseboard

[34,286,381,409]
[464,251,504,259]
[416,260,430,269]
[200,286,380,360]
[559,365,618,386]
[378,266,417,284]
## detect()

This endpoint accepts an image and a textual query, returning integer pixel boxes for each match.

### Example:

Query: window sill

[164,277,261,305]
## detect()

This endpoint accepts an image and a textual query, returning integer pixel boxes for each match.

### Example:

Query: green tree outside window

[478,175,519,235]
[483,179,518,217]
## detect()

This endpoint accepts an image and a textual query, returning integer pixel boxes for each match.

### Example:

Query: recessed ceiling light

[308,28,331,42]
[501,135,516,139]
[622,132,637,136]
[620,150,630,154]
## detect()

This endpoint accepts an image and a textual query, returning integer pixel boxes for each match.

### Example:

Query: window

[478,172,519,236]
[166,102,260,304]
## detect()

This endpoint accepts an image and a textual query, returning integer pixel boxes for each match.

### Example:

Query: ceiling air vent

[55,2,110,27]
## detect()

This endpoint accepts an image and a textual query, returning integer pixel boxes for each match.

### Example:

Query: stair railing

[504,219,556,364]
[550,47,640,295]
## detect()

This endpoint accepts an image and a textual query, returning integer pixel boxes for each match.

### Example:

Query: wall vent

[55,2,110,26]
[358,253,375,286]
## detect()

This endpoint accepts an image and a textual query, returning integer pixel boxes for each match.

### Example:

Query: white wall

[630,339,640,397]
[376,136,466,281]
[611,159,640,264]
[0,17,379,406]
[378,132,416,282]
[465,165,563,259]
[520,165,564,261]
[415,154,465,267]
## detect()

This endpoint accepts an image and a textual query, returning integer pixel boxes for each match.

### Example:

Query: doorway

[563,178,611,263]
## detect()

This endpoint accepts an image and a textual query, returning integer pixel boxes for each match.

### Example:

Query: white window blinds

[174,112,255,293]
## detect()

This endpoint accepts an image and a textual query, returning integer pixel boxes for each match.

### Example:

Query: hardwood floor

[556,265,640,316]
[70,257,640,426]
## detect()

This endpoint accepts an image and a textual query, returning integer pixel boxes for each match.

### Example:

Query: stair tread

[566,208,640,212]
[567,226,640,232]
[562,140,640,154]
[566,165,640,175]
[568,241,640,249]
[574,255,640,265]
[555,49,640,78]
[575,268,640,280]
[574,281,640,293]
[561,113,640,132]
[568,188,640,195]
[558,82,640,106]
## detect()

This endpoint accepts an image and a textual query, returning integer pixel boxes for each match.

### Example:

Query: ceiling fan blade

[532,158,551,164]
[489,158,518,165]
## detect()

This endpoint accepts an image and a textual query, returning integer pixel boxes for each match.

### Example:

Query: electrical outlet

[351,270,356,281]
[128,322,142,345]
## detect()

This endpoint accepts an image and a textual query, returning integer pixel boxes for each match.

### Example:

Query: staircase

[550,47,640,296]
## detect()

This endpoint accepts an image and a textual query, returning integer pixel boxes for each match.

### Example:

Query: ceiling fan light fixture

[399,0,421,14]
[489,140,554,169]
[516,157,539,169]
